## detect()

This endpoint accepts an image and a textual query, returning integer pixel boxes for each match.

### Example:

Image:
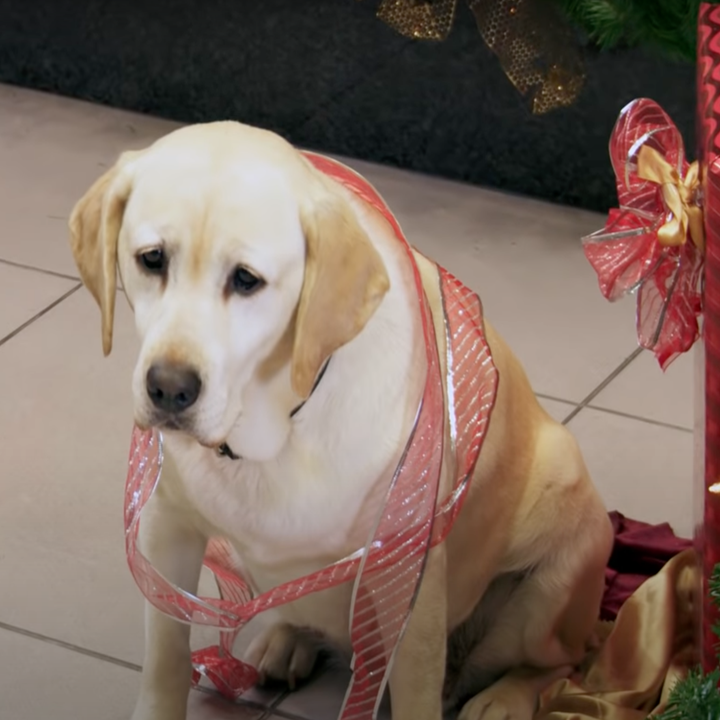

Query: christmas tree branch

[655,563,720,720]
[554,0,701,61]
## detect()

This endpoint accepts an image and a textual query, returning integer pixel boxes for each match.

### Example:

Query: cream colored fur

[69,121,613,720]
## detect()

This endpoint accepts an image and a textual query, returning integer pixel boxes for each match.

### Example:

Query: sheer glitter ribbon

[583,98,705,370]
[372,0,584,114]
[125,154,498,720]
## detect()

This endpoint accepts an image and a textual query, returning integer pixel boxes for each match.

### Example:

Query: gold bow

[372,0,584,114]
[637,144,705,253]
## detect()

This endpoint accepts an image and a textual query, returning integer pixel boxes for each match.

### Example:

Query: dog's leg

[388,545,447,720]
[131,488,207,720]
[455,513,612,720]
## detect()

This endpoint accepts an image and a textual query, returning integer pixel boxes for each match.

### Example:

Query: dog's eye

[230,266,265,296]
[138,248,166,275]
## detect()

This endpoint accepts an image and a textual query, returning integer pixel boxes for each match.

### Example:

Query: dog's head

[69,122,389,460]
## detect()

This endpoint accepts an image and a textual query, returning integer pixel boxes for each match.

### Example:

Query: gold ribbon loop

[636,144,705,252]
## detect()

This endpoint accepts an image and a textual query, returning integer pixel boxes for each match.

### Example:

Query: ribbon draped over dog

[124,154,498,720]
[583,98,705,370]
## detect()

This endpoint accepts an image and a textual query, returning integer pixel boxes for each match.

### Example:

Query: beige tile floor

[0,84,695,719]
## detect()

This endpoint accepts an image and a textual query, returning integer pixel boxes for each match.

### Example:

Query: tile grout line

[561,347,644,425]
[0,283,81,348]
[583,404,693,433]
[192,684,277,714]
[0,620,291,715]
[259,690,293,720]
[0,620,142,672]
[536,390,692,432]
[269,702,316,720]
[535,392,576,406]
[0,257,80,282]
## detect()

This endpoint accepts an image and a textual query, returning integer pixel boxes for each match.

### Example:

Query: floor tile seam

[258,690,293,720]
[534,392,577,407]
[562,347,644,424]
[582,403,693,433]
[193,684,279,714]
[0,283,81,348]
[0,620,142,672]
[534,392,580,424]
[536,358,692,431]
[0,257,80,282]
[269,706,315,720]
[0,620,285,713]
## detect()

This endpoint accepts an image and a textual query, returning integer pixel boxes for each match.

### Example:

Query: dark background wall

[0,0,697,212]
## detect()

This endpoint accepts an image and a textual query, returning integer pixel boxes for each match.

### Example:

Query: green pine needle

[710,564,720,610]
[656,669,720,720]
[654,562,720,720]
[553,0,703,62]
[711,564,720,644]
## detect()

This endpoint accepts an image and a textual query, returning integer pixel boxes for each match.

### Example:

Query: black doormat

[0,0,696,212]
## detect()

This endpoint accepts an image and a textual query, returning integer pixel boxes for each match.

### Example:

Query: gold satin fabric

[536,549,699,720]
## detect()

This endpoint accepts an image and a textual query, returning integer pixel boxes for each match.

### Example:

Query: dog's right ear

[292,186,390,399]
[68,151,141,356]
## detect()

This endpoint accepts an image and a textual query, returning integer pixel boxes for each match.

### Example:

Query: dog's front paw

[457,666,571,720]
[245,622,322,689]
[457,678,536,720]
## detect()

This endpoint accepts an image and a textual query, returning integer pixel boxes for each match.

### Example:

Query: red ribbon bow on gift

[583,98,705,369]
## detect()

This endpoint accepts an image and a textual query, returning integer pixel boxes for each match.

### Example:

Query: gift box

[582,2,720,672]
[697,1,720,672]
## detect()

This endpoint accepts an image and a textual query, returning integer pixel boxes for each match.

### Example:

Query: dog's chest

[167,436,393,577]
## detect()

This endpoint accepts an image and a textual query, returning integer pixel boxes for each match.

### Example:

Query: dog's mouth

[216,442,241,460]
[137,412,187,434]
[175,431,242,461]
[159,417,184,432]
[138,413,240,459]
[153,423,241,461]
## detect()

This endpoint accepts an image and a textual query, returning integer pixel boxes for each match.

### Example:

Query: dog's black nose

[146,362,202,413]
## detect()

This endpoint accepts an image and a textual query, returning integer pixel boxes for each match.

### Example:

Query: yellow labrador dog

[69,122,613,720]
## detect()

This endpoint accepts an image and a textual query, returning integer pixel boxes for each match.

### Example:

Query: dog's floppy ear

[291,189,390,399]
[68,151,140,356]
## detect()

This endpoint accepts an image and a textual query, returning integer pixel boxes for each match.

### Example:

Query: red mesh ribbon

[583,98,704,370]
[125,154,498,720]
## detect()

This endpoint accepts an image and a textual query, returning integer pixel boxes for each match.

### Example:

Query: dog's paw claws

[245,622,321,689]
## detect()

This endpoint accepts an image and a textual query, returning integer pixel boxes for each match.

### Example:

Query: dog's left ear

[292,190,390,398]
[68,150,141,356]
